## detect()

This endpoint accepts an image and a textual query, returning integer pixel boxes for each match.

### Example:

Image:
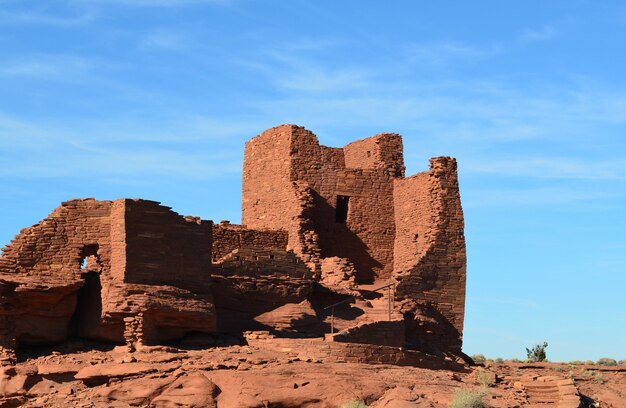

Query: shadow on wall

[311,191,382,284]
[403,303,462,354]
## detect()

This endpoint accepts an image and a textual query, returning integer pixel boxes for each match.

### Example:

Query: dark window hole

[336,195,349,223]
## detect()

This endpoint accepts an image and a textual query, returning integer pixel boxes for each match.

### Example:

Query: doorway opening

[335,195,349,223]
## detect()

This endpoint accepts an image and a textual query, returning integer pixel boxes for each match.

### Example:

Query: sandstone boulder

[150,372,220,408]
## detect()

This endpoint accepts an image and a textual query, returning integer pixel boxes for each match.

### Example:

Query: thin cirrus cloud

[464,158,626,181]
[0,9,96,26]
[462,186,617,209]
[520,24,559,42]
[139,29,189,50]
[404,41,502,65]
[0,145,241,180]
[69,0,234,8]
[0,54,93,79]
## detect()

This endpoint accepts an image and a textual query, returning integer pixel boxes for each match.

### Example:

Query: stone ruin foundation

[0,124,467,367]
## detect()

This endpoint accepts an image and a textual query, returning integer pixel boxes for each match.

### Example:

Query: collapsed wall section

[393,157,466,350]
[0,198,217,354]
[0,199,113,278]
[0,199,117,352]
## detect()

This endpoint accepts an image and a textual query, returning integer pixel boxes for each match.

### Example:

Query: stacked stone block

[212,221,288,262]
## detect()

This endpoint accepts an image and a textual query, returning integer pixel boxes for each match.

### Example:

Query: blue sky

[1,0,625,362]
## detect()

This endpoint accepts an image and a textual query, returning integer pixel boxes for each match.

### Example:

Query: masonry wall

[212,222,288,262]
[0,199,114,279]
[242,126,319,266]
[212,248,315,332]
[289,127,400,282]
[242,125,402,283]
[122,199,213,293]
[0,199,117,348]
[242,125,299,232]
[393,157,467,350]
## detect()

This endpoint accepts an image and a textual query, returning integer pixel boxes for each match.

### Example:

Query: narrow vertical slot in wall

[335,195,349,223]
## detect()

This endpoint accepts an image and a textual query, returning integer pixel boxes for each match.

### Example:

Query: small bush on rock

[596,358,617,366]
[471,354,486,364]
[526,342,548,362]
[449,389,488,408]
[476,370,494,387]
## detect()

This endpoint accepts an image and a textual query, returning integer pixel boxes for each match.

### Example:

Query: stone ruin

[0,124,467,366]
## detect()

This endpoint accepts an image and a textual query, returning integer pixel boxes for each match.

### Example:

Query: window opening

[335,195,350,223]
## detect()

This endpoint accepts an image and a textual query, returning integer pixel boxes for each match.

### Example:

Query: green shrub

[526,342,548,362]
[569,360,583,365]
[510,358,522,363]
[471,354,486,364]
[596,358,617,366]
[619,360,626,366]
[449,389,488,408]
[343,401,368,408]
[495,357,504,363]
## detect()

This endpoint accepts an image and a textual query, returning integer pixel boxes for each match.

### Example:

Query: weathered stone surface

[75,362,160,383]
[96,375,173,406]
[151,373,220,408]
[254,300,320,333]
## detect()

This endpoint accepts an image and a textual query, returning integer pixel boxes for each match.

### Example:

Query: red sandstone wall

[343,133,405,177]
[242,125,400,283]
[212,222,288,262]
[211,248,315,332]
[122,199,213,293]
[393,157,467,350]
[0,199,118,347]
[242,126,319,265]
[289,128,400,282]
[0,199,113,279]
[0,198,217,348]
[242,125,298,232]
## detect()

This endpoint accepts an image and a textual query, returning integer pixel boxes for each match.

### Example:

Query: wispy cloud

[404,41,502,65]
[0,112,243,180]
[0,54,92,79]
[473,296,541,309]
[139,29,188,50]
[463,186,618,208]
[520,24,558,42]
[465,158,626,181]
[70,0,234,7]
[0,9,96,26]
